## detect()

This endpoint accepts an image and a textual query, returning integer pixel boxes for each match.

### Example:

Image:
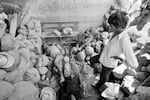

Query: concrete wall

[0,0,117,31]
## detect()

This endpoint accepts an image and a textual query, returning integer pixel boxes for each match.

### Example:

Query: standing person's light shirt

[99,31,138,69]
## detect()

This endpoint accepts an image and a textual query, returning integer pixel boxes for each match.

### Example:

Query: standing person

[93,11,139,94]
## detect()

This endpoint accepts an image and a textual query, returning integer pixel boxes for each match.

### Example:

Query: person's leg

[95,65,113,88]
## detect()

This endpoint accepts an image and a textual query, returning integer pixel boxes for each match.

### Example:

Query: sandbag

[0,69,7,80]
[64,63,72,77]
[70,58,81,74]
[95,41,102,53]
[21,14,30,26]
[77,50,86,62]
[4,69,23,84]
[26,20,34,29]
[47,43,62,58]
[7,81,39,100]
[9,13,17,37]
[18,48,31,63]
[85,46,94,56]
[17,26,28,35]
[38,66,48,75]
[54,53,65,82]
[24,67,40,83]
[42,55,50,67]
[40,87,56,100]
[0,81,14,100]
[1,33,18,51]
[81,63,93,75]
[54,54,64,72]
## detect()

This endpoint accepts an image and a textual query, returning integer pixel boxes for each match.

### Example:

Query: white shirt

[99,31,138,68]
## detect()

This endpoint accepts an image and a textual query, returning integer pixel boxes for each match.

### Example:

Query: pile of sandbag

[16,14,42,55]
[0,48,31,84]
[1,1,150,100]
[7,81,40,100]
[0,81,40,100]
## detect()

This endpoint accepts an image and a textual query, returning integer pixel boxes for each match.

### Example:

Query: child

[93,11,139,95]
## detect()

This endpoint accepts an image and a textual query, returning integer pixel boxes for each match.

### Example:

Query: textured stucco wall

[0,0,117,31]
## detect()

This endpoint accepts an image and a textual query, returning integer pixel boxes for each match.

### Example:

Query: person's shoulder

[119,30,130,43]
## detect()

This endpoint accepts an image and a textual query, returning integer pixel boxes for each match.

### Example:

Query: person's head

[108,11,129,34]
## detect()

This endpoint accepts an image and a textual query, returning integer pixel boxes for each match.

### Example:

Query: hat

[1,34,18,51]
[0,52,15,69]
[40,87,56,100]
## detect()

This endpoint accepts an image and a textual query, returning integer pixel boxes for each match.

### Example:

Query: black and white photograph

[0,0,150,100]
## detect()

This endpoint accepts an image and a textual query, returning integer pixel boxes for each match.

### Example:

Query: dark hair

[108,11,129,29]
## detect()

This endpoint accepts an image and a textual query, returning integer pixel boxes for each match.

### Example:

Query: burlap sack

[24,67,40,83]
[1,34,18,51]
[0,81,14,100]
[38,66,48,75]
[7,81,39,100]
[47,44,62,59]
[4,69,23,84]
[0,69,7,80]
[9,13,17,37]
[40,87,56,100]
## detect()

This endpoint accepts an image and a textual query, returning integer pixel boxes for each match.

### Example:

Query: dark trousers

[95,65,113,93]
